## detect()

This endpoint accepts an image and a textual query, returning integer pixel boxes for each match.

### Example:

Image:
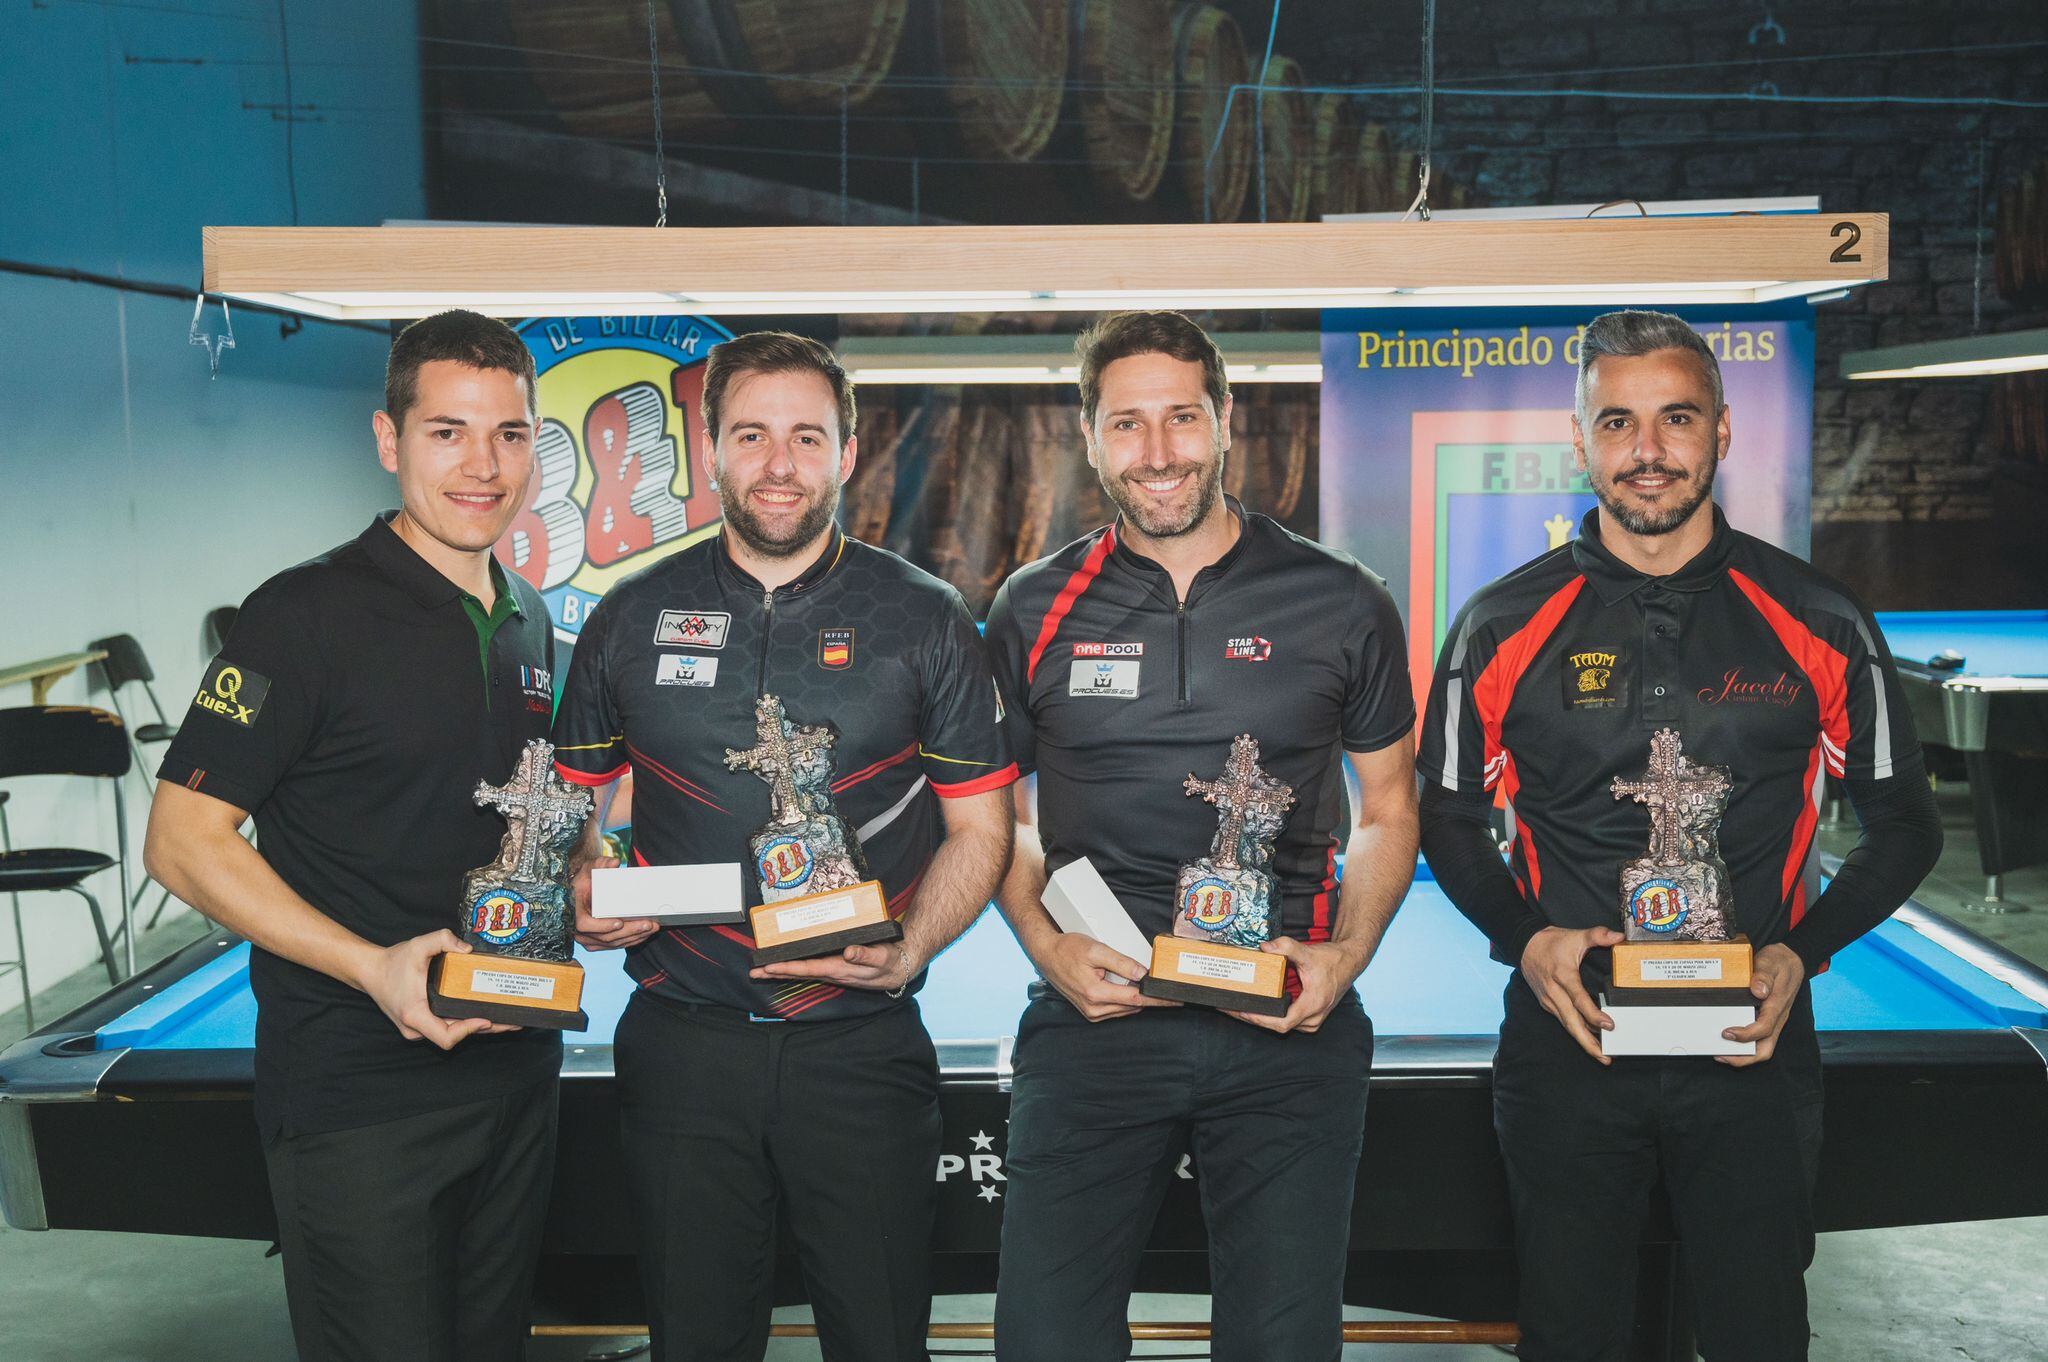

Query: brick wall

[1301,0,2048,605]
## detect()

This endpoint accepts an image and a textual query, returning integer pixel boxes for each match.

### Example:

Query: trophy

[1602,728,1756,1055]
[1139,735,1293,1015]
[428,739,593,1030]
[725,694,900,966]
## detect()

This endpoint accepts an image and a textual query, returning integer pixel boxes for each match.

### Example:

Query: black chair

[0,706,134,1026]
[202,607,238,657]
[89,634,184,934]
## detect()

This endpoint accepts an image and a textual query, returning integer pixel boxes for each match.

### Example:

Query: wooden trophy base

[1140,934,1289,1016]
[750,880,902,966]
[1612,935,1753,990]
[429,953,588,1030]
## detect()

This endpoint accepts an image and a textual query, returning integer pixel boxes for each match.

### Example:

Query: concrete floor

[1,785,2044,1361]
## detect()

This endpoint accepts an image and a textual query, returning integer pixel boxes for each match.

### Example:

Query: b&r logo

[495,315,736,643]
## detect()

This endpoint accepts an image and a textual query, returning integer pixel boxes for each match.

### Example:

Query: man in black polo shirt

[1418,309,1943,1361]
[146,311,561,1362]
[982,311,1419,1362]
[553,331,1016,1362]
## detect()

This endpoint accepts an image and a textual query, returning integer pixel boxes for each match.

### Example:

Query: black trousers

[993,990,1373,1362]
[1493,973,1825,1362]
[261,1075,560,1362]
[614,992,943,1362]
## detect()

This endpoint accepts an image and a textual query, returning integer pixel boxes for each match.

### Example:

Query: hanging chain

[646,0,668,227]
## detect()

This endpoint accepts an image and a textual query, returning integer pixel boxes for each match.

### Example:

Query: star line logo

[1223,635,1272,662]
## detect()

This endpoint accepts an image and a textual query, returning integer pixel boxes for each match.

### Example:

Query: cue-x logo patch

[192,659,270,728]
[495,314,736,644]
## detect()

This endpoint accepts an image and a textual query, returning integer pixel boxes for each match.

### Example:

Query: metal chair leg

[144,882,177,930]
[7,889,29,1032]
[0,804,24,1029]
[72,887,120,987]
[113,785,135,978]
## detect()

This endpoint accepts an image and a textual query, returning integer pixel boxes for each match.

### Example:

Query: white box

[591,862,745,926]
[1043,857,1152,985]
[1599,992,1757,1058]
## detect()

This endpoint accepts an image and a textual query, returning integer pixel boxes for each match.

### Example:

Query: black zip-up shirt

[158,513,561,1138]
[551,529,1015,1020]
[984,501,1414,941]
[1416,507,1932,974]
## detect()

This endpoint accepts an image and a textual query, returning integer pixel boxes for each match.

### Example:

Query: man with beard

[550,331,1016,1362]
[1417,309,1942,1360]
[145,310,563,1360]
[982,311,1419,1362]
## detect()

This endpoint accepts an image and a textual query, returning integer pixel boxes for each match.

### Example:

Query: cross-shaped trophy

[429,738,594,1030]
[1602,727,1754,1050]
[724,695,897,965]
[1140,734,1296,1015]
[1611,728,1735,944]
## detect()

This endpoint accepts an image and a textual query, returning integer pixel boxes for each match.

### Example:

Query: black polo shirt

[983,500,1415,941]
[551,528,1016,1020]
[159,512,561,1138]
[1415,507,1924,969]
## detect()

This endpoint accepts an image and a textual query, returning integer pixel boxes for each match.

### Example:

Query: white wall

[0,0,422,1015]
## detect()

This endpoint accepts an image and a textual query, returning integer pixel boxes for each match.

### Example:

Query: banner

[1319,303,1814,704]
[496,314,735,642]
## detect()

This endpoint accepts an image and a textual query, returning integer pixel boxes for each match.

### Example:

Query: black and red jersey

[1417,507,1923,962]
[985,500,1415,942]
[551,528,1016,1020]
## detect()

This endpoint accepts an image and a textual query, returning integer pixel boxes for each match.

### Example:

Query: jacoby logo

[1696,668,1805,707]
[495,315,735,642]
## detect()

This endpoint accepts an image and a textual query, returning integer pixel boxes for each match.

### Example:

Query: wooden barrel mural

[455,0,907,141]
[1167,3,1252,222]
[1254,54,1312,222]
[1355,120,1393,212]
[1309,92,1364,218]
[919,0,1068,163]
[1389,149,1418,214]
[1072,0,1177,203]
[667,0,909,115]
[1995,161,2048,308]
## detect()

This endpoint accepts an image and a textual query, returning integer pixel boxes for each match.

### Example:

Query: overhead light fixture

[839,333,1321,385]
[1841,327,2048,380]
[202,218,1885,320]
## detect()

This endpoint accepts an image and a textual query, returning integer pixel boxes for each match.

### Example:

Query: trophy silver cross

[1611,727,1734,943]
[1174,734,1297,951]
[723,694,871,904]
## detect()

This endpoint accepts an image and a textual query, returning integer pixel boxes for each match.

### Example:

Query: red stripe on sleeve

[1024,528,1116,684]
[1728,569,1850,775]
[832,741,919,794]
[555,760,627,787]
[931,762,1021,798]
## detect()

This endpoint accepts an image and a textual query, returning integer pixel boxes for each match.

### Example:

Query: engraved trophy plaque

[725,694,900,966]
[1140,735,1294,1015]
[428,739,593,1029]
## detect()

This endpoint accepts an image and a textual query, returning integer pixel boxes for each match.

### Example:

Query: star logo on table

[977,1185,1002,1203]
[970,1129,995,1151]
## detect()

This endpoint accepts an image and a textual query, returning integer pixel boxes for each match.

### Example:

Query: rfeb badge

[193,658,271,728]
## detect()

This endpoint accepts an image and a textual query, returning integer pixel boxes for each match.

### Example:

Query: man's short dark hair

[702,331,857,447]
[1575,309,1724,421]
[383,310,537,430]
[1074,311,1230,429]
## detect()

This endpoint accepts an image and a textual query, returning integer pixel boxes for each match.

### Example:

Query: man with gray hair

[1417,309,1942,1359]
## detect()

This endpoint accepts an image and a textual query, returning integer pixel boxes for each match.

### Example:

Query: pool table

[1877,610,2048,907]
[4,867,2047,1361]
